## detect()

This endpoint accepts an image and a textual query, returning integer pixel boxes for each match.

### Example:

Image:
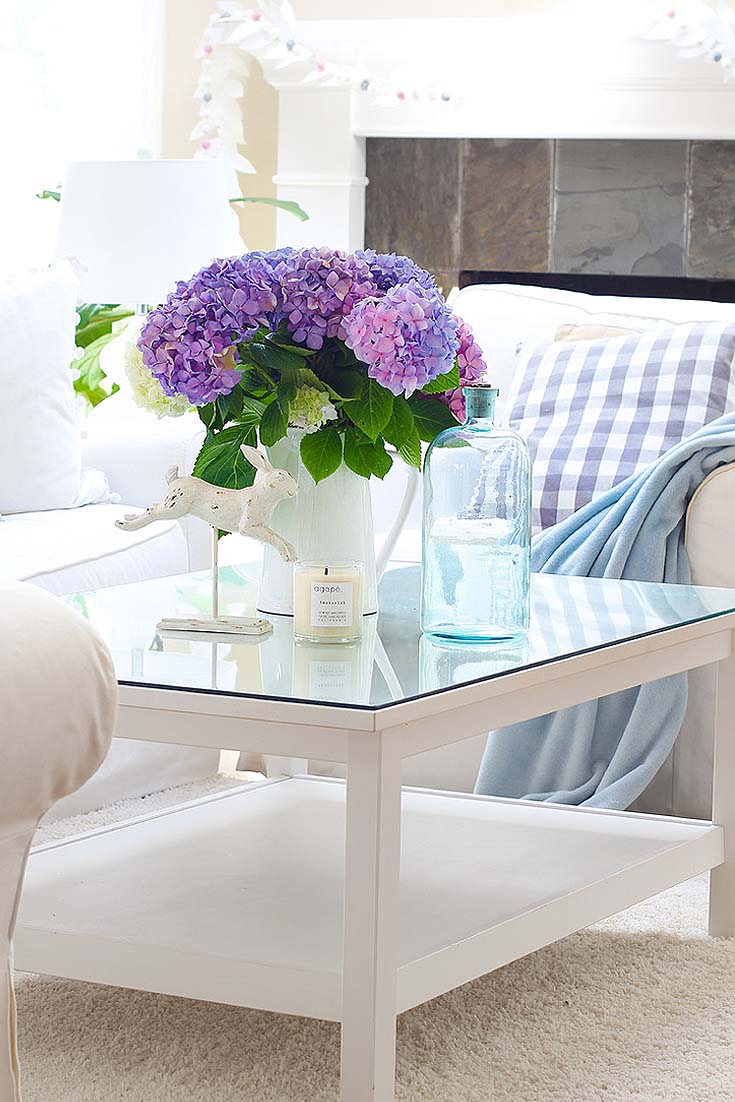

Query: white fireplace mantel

[259,14,735,251]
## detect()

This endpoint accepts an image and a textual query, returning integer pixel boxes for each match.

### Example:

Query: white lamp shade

[56,160,244,304]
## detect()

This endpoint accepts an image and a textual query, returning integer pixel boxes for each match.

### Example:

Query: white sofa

[385,282,735,818]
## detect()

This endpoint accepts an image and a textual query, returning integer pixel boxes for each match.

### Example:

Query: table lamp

[56,159,244,305]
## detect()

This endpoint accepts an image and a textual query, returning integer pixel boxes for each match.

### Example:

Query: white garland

[647,1,735,77]
[194,1,735,181]
[192,0,461,177]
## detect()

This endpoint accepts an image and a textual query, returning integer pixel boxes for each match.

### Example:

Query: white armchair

[12,392,218,823]
[0,581,117,1101]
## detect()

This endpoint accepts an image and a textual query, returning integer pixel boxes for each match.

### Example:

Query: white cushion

[452,283,735,422]
[0,263,81,513]
[0,504,185,595]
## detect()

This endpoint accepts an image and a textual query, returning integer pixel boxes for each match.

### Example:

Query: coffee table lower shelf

[15,776,723,1021]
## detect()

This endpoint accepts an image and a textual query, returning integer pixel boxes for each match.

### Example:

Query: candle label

[310,581,354,628]
[308,660,353,701]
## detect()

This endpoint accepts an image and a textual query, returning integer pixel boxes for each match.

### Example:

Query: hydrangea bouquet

[134,247,487,487]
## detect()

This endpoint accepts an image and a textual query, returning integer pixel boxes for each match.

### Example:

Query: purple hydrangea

[355,250,437,294]
[440,318,488,420]
[273,246,376,350]
[139,255,281,406]
[138,247,479,407]
[341,279,459,396]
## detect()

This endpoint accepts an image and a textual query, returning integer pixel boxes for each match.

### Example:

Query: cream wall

[294,0,568,14]
[161,0,592,249]
[163,0,278,250]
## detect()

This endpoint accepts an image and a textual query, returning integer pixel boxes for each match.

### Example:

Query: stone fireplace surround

[364,139,735,294]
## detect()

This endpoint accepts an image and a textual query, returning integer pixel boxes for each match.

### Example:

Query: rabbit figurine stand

[115,445,299,637]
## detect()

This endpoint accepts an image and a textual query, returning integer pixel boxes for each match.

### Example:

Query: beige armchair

[0,582,116,1101]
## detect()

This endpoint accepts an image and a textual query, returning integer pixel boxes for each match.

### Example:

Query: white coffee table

[16,565,735,1102]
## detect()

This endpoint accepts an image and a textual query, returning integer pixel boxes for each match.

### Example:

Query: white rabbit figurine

[116,444,298,562]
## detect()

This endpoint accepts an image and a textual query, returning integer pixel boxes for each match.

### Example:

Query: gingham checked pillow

[505,321,735,531]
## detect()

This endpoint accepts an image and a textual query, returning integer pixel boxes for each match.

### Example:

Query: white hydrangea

[288,385,338,433]
[124,339,192,419]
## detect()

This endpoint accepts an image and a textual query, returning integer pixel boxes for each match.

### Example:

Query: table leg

[709,640,735,938]
[341,731,402,1102]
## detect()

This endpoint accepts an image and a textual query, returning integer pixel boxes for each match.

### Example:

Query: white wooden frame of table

[17,612,735,1102]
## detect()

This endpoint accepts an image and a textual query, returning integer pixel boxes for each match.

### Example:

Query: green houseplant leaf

[382,397,415,449]
[300,423,343,484]
[397,425,422,469]
[238,396,268,428]
[264,331,316,357]
[42,185,309,223]
[229,196,309,222]
[198,388,249,432]
[259,396,289,447]
[71,304,135,407]
[250,341,305,374]
[343,427,394,480]
[407,394,457,442]
[421,360,460,394]
[73,330,123,407]
[349,378,394,441]
[76,304,135,348]
[192,424,258,488]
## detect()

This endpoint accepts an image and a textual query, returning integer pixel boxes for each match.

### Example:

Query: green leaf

[316,358,365,400]
[343,427,375,479]
[300,423,343,484]
[212,388,244,429]
[422,360,460,394]
[372,438,394,479]
[237,367,271,396]
[349,379,394,441]
[265,332,316,357]
[259,397,288,447]
[73,329,122,408]
[333,341,362,368]
[229,196,309,222]
[382,396,415,449]
[250,341,304,374]
[192,424,258,489]
[237,396,267,429]
[277,376,298,403]
[36,188,61,202]
[343,427,394,480]
[76,305,134,348]
[407,394,458,442]
[198,403,217,430]
[397,425,422,469]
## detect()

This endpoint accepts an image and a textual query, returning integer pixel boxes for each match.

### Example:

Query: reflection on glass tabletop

[66,564,735,710]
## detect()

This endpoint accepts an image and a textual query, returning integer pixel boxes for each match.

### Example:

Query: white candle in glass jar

[293,561,364,643]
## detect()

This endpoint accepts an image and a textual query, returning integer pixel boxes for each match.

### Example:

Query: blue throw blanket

[475,412,735,809]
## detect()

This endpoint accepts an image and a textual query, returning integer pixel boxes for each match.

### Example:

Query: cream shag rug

[15,778,735,1102]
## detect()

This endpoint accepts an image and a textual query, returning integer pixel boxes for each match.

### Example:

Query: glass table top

[66,564,735,711]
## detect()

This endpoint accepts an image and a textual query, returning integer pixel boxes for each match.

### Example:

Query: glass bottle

[421,385,531,642]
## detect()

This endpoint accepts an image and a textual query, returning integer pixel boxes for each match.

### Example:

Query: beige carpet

[15,779,735,1102]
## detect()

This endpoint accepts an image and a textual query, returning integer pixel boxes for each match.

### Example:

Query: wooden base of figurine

[157,615,273,638]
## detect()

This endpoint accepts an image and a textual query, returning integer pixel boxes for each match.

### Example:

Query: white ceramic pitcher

[258,429,419,615]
